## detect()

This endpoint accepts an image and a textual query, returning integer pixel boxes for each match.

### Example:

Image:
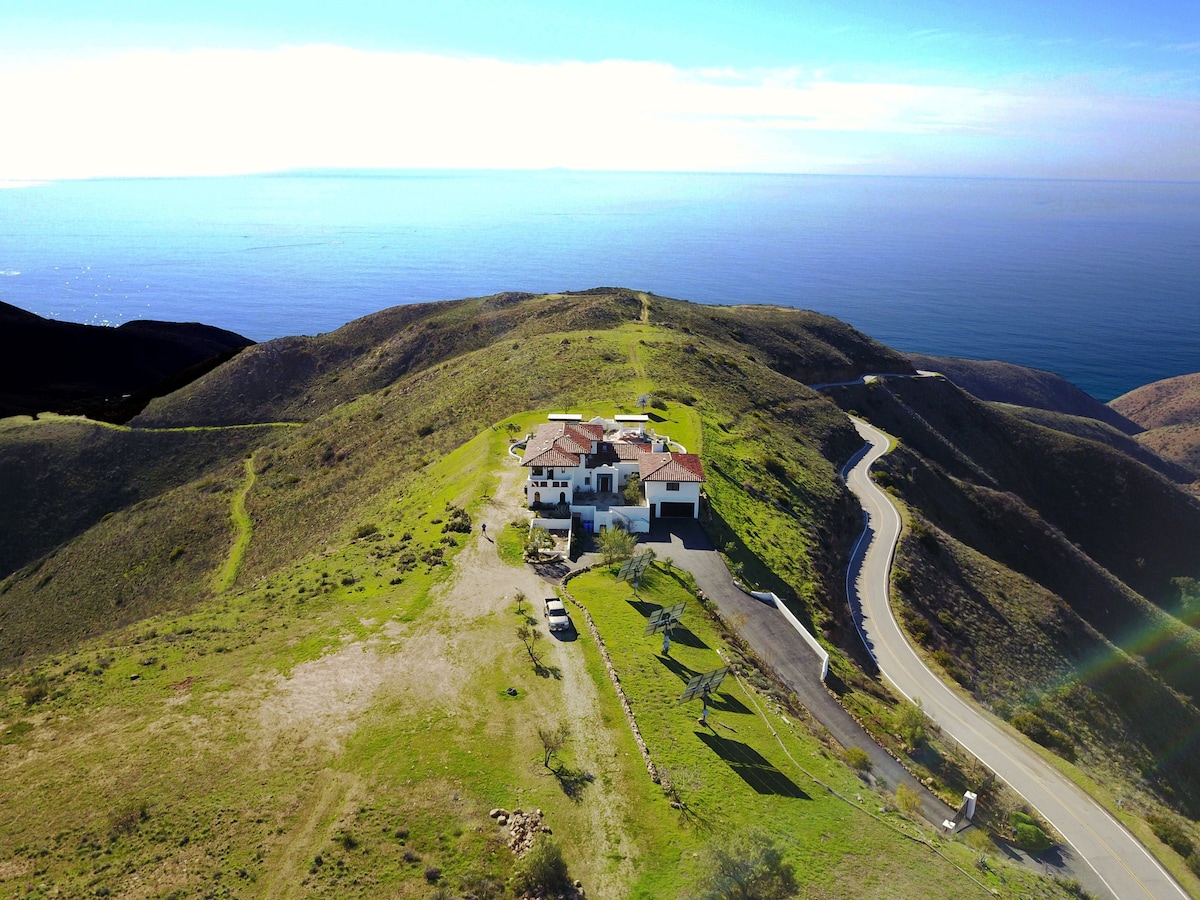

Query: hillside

[905,353,1141,434]
[0,289,1193,897]
[0,301,254,422]
[1112,373,1200,486]
[826,374,1200,869]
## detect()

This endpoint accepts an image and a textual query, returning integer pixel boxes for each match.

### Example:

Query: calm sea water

[2,171,1197,401]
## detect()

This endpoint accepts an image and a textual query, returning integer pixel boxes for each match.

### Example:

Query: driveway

[845,416,1188,900]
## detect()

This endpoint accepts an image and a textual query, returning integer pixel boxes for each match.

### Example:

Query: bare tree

[516,624,543,667]
[537,722,571,770]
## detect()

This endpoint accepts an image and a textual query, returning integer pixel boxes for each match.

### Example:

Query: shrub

[1010,811,1051,852]
[1014,822,1051,852]
[511,836,570,895]
[1146,813,1194,859]
[698,830,797,900]
[22,673,49,707]
[424,865,441,883]
[354,523,379,539]
[845,746,871,771]
[894,783,922,815]
[1010,710,1076,761]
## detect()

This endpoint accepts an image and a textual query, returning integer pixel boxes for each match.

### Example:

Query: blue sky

[2,0,1198,180]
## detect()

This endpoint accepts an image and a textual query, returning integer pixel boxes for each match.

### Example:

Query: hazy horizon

[3,1,1199,182]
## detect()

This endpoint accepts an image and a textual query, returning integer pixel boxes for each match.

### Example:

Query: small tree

[524,526,554,560]
[514,590,526,615]
[894,782,922,816]
[845,746,871,772]
[598,524,636,566]
[511,836,571,895]
[895,699,927,750]
[699,830,797,900]
[516,624,543,667]
[537,722,571,770]
[623,473,642,505]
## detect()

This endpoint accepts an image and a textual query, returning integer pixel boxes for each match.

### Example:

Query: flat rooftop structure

[547,413,583,422]
[613,414,650,422]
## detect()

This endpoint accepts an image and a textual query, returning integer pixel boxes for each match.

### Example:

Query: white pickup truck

[544,597,571,632]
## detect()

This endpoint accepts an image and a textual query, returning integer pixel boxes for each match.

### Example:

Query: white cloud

[0,45,1196,180]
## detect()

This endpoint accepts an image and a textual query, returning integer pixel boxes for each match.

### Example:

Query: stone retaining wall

[561,566,666,790]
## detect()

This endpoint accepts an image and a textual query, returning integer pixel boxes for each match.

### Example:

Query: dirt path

[213,450,257,593]
[261,769,360,900]
[447,455,636,898]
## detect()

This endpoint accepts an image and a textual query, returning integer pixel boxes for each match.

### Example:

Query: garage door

[658,501,695,518]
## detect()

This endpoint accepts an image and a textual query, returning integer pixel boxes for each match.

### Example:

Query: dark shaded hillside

[890,508,1200,818]
[996,403,1195,485]
[0,301,253,422]
[906,354,1141,434]
[132,291,644,427]
[833,376,1200,604]
[0,418,286,578]
[660,299,915,384]
[133,291,912,429]
[828,375,1200,818]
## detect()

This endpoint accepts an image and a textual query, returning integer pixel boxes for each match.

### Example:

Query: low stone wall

[561,567,665,789]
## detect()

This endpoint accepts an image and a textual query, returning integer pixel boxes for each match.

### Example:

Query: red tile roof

[614,442,652,460]
[639,452,706,482]
[522,422,602,468]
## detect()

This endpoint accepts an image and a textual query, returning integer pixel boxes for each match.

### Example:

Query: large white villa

[520,414,705,534]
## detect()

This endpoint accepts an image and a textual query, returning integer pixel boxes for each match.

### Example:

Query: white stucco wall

[644,480,701,517]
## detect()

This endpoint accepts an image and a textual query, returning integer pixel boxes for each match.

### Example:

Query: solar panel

[678,667,729,705]
[643,603,686,636]
[618,551,653,583]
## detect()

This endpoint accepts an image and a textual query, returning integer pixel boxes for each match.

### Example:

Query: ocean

[1,170,1197,402]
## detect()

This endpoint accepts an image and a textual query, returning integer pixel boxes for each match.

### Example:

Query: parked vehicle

[544,597,571,632]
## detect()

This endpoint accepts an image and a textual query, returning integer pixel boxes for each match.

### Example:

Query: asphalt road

[844,416,1190,900]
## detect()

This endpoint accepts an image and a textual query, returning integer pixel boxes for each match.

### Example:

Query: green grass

[212,451,258,593]
[566,565,1082,899]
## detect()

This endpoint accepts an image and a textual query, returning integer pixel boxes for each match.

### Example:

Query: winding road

[843,416,1190,900]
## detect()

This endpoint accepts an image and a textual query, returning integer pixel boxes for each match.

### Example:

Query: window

[532,467,543,477]
[584,476,591,485]
[666,482,680,491]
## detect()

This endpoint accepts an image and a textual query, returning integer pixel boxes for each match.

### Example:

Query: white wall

[644,480,701,516]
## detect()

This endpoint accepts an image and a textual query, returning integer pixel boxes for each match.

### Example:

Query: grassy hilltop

[0,289,1196,897]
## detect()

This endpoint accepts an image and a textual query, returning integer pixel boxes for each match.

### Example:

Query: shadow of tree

[554,765,594,802]
[534,662,563,680]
